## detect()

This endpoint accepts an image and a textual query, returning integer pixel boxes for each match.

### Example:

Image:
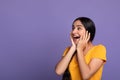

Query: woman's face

[71,20,86,44]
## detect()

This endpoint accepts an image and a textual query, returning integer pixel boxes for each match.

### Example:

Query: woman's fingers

[77,31,90,50]
[86,32,90,42]
[70,32,76,47]
[85,31,90,42]
[85,31,88,40]
[80,31,90,42]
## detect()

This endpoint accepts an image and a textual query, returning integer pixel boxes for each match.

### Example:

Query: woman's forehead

[73,20,84,27]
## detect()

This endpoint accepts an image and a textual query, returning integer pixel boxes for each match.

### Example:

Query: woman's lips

[73,36,80,43]
[73,36,80,39]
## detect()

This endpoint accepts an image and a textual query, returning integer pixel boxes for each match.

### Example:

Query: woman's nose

[72,28,77,34]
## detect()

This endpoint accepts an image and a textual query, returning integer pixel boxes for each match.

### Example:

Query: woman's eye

[77,27,81,30]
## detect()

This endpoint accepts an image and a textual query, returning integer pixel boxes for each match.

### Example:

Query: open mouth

[73,36,80,39]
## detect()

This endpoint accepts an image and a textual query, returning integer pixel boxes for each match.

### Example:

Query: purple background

[0,0,120,80]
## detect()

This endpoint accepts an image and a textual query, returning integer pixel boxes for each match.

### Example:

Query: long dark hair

[62,68,71,80]
[62,50,77,80]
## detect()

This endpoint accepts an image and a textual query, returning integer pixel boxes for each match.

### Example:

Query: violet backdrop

[0,0,120,80]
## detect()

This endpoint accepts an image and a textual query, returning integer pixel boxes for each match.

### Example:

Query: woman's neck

[83,42,94,55]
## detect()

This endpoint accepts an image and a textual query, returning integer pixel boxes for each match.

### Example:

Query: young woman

[55,17,107,80]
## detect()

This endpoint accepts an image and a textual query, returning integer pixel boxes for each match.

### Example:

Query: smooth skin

[55,20,104,80]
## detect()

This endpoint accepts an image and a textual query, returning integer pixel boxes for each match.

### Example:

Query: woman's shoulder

[93,44,106,52]
[91,44,107,61]
[64,46,71,51]
[62,46,71,56]
[94,44,106,49]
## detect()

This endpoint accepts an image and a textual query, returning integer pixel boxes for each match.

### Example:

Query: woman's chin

[73,41,78,45]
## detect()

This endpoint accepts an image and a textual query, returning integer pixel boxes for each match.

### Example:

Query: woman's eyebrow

[72,24,82,27]
[76,24,82,27]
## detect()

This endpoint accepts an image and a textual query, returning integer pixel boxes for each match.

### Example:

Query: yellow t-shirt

[62,44,107,80]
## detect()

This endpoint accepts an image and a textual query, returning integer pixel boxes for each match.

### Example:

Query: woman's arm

[55,33,76,75]
[55,46,76,75]
[77,49,104,80]
[76,31,105,79]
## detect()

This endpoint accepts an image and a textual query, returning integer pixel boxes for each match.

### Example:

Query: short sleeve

[91,44,107,61]
[62,47,70,57]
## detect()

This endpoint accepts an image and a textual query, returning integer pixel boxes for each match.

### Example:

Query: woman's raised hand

[77,31,90,51]
[70,32,76,49]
